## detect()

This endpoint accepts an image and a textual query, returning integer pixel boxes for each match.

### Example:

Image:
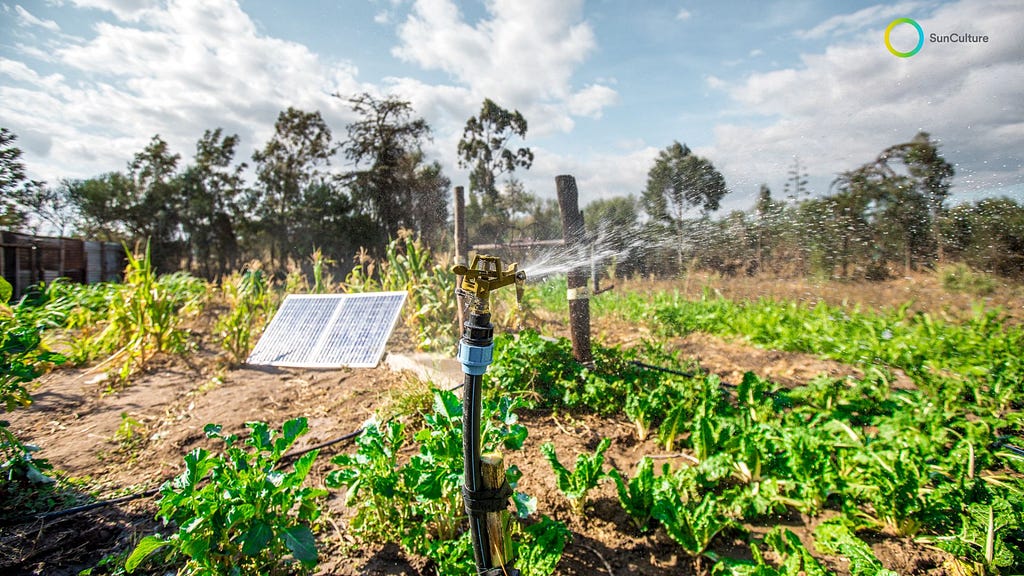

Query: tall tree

[251,107,336,271]
[457,98,533,244]
[127,135,183,270]
[642,141,728,272]
[783,156,810,204]
[877,132,954,261]
[342,93,447,246]
[754,184,783,272]
[179,129,247,277]
[0,127,44,230]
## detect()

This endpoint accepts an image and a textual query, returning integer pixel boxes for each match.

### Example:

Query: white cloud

[15,5,61,31]
[675,8,692,21]
[796,2,923,40]
[706,0,1024,207]
[67,0,160,22]
[568,84,618,118]
[0,0,370,182]
[391,0,616,136]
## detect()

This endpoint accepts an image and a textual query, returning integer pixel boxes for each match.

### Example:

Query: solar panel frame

[246,291,407,368]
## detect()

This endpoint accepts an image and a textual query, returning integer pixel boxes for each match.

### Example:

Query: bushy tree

[343,93,448,246]
[458,98,533,245]
[179,129,247,277]
[642,142,728,273]
[0,128,44,231]
[251,108,337,272]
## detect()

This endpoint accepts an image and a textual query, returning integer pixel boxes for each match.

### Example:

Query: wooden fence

[1,231,124,300]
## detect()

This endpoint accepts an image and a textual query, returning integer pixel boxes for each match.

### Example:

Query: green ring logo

[885,18,924,57]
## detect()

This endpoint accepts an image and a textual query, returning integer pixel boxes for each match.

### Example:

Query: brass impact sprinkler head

[452,254,526,314]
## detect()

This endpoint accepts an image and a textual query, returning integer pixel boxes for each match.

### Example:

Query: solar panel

[246,291,407,368]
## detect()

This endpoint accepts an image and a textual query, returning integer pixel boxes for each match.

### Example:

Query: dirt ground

[4,274,1009,576]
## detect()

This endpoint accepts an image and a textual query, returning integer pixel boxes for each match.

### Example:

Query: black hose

[461,310,495,570]
[463,370,491,569]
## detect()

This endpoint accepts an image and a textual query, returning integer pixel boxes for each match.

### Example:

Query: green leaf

[282,524,318,566]
[0,276,12,304]
[292,449,319,482]
[125,535,168,573]
[241,520,273,556]
[282,417,308,445]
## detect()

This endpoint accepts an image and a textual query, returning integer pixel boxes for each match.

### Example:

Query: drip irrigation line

[1,487,162,527]
[994,442,1024,458]
[1,424,370,528]
[628,360,736,388]
[277,427,364,463]
[629,360,703,379]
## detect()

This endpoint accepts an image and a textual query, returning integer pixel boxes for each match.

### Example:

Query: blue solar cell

[246,292,407,368]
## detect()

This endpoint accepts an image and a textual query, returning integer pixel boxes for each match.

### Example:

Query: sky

[1,0,1022,217]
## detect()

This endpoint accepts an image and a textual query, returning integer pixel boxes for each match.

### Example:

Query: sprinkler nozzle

[453,254,526,314]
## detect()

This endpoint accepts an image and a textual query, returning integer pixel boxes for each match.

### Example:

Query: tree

[783,156,810,204]
[944,198,1024,278]
[584,196,641,276]
[457,98,533,244]
[641,141,728,273]
[126,135,184,270]
[179,129,247,277]
[342,93,447,246]
[1,127,44,230]
[877,132,954,261]
[66,172,136,240]
[251,107,336,272]
[16,181,78,236]
[754,184,784,272]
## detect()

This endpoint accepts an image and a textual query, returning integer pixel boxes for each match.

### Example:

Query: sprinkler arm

[452,254,526,313]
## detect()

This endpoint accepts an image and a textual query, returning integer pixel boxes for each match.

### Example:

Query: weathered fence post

[454,185,469,332]
[555,175,593,365]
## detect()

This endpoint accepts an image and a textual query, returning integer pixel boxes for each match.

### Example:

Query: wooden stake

[555,175,593,365]
[480,452,513,568]
[454,185,468,333]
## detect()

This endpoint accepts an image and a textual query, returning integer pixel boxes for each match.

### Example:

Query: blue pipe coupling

[459,341,494,375]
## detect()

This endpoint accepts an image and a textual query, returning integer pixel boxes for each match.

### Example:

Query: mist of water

[518,218,677,281]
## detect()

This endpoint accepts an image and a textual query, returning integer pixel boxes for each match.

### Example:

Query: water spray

[451,254,525,575]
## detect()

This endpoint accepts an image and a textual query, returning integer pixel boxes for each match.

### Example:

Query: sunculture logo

[884,17,990,58]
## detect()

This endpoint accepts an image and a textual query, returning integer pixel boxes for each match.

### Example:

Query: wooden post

[480,453,514,568]
[454,186,469,333]
[555,175,593,365]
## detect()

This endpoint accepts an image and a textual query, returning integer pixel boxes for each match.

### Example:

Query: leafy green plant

[114,412,147,452]
[1,419,53,485]
[652,489,732,560]
[514,515,572,576]
[327,389,532,570]
[813,519,898,576]
[126,418,326,575]
[326,417,409,543]
[81,243,207,382]
[711,527,831,576]
[540,437,610,515]
[941,263,997,296]
[608,456,657,531]
[933,488,1024,575]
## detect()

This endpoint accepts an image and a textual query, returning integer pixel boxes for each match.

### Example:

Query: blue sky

[1,0,1022,215]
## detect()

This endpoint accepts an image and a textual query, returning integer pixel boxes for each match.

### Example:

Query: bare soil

[3,274,1008,576]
